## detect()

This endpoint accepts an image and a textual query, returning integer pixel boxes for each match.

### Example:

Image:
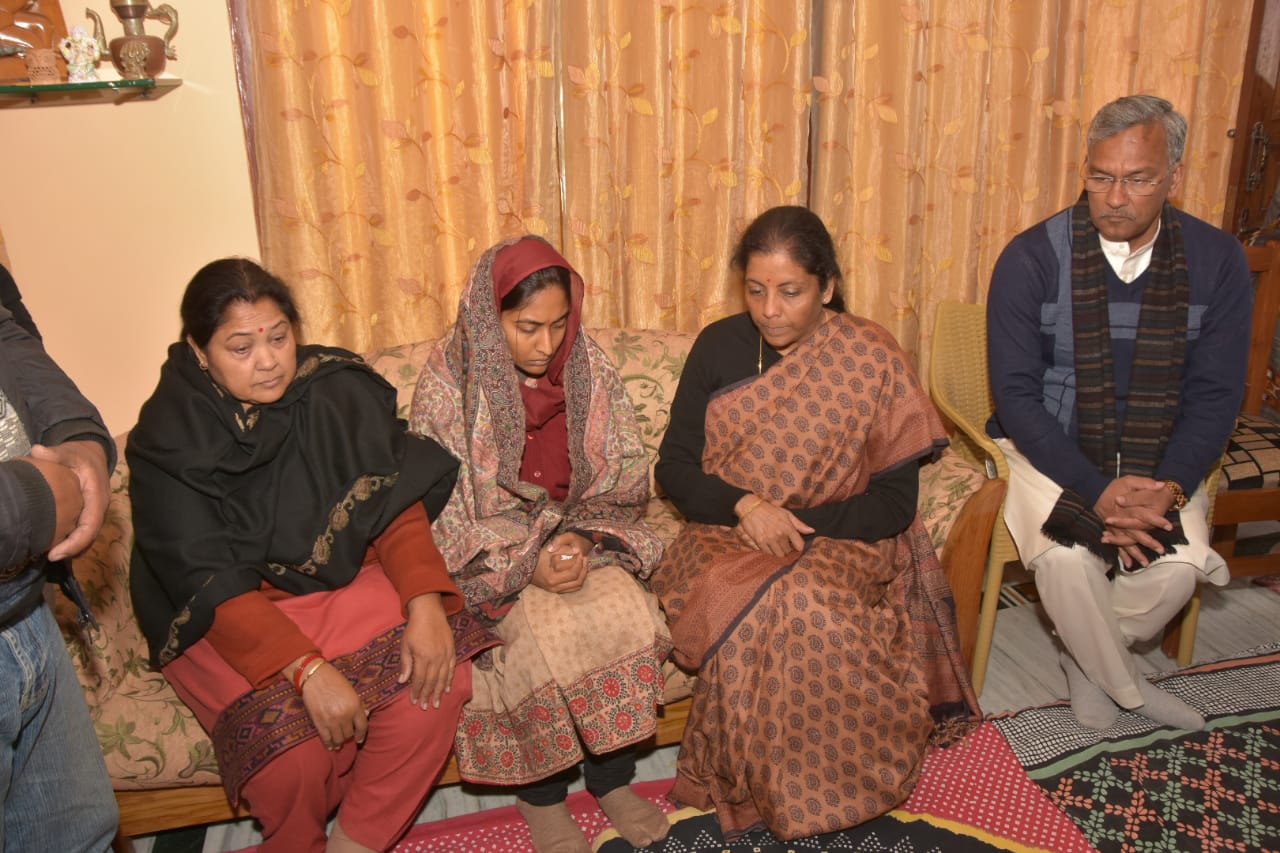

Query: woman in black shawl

[128,259,491,853]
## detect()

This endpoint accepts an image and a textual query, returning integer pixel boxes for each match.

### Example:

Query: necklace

[757,334,763,375]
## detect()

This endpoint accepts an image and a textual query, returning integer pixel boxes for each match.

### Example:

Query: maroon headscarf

[490,237,585,432]
[488,237,585,499]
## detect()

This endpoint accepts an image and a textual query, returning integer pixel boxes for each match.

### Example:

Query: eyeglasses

[1082,172,1167,196]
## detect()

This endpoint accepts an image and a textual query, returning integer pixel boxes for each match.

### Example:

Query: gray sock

[1133,679,1206,731]
[1060,651,1119,729]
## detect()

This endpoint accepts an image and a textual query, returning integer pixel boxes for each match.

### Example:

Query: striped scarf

[1041,193,1189,562]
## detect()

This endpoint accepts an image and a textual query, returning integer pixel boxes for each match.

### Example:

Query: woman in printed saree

[128,259,489,853]
[409,235,672,853]
[653,206,980,841]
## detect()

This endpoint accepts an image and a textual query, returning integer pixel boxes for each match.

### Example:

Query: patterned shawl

[128,343,460,667]
[652,313,979,721]
[1042,194,1189,562]
[409,236,663,624]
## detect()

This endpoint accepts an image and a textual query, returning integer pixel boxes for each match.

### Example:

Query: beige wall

[0,1,258,435]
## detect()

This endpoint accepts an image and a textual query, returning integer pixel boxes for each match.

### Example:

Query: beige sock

[516,800,591,853]
[597,786,671,848]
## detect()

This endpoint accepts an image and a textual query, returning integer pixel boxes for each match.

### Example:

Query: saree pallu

[454,565,672,785]
[652,314,978,840]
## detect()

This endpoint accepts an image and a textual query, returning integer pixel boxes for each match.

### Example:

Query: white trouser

[996,438,1228,708]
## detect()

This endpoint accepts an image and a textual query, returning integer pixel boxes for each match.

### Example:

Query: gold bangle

[738,496,765,520]
[296,659,325,692]
[1163,479,1188,511]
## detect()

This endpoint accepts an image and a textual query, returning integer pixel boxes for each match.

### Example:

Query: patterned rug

[998,578,1041,609]
[594,644,1280,853]
[992,642,1280,853]
[222,646,1280,852]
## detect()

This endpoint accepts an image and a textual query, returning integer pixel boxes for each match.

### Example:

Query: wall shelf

[0,77,181,108]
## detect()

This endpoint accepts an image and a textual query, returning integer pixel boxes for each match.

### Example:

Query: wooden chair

[1209,239,1280,576]
[928,301,1204,695]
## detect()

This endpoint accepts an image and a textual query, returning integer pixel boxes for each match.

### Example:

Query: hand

[530,532,592,594]
[1096,477,1175,568]
[1099,525,1153,569]
[1093,475,1167,526]
[20,455,84,551]
[733,494,813,557]
[399,593,456,709]
[30,440,109,560]
[291,658,366,750]
[1110,479,1177,528]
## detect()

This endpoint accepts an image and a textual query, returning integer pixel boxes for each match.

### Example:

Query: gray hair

[1087,95,1187,165]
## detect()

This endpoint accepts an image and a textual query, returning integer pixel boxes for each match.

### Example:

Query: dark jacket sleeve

[987,231,1112,503]
[0,264,40,340]
[0,309,114,570]
[1154,236,1252,493]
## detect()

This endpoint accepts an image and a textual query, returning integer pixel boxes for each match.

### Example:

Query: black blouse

[655,313,918,540]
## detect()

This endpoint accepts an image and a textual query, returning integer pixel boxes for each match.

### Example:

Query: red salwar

[163,562,471,853]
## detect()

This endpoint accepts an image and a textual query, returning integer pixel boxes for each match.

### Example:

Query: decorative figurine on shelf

[21,44,57,83]
[58,25,98,82]
[86,0,177,81]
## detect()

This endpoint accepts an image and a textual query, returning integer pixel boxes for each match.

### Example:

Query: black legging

[517,748,638,806]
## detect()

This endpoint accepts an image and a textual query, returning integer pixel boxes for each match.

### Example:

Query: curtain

[230,0,1254,371]
[228,0,560,352]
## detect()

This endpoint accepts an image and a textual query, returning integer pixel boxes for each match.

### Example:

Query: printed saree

[651,313,979,840]
[409,236,670,785]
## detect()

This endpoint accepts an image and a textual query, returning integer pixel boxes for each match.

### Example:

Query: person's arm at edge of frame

[0,309,113,563]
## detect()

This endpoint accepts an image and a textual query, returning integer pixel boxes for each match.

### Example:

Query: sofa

[53,327,1004,850]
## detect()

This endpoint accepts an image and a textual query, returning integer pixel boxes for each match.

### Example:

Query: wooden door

[1227,0,1280,238]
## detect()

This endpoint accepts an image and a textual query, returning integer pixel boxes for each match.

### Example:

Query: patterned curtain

[230,0,1254,371]
[811,0,1254,372]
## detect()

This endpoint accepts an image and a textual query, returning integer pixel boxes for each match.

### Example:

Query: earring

[198,360,209,372]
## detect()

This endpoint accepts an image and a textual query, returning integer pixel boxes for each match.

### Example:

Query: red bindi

[258,327,264,333]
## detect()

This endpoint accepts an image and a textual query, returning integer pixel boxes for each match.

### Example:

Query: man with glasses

[985,95,1251,731]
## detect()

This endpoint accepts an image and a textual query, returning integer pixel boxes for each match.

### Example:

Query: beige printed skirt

[453,565,672,786]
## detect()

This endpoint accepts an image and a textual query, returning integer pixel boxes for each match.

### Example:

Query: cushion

[1222,412,1280,490]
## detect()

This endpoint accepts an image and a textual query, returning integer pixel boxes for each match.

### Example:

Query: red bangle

[292,653,324,692]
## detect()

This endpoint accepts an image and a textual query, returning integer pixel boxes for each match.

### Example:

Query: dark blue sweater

[986,207,1252,505]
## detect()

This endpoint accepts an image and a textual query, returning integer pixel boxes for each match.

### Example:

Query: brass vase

[86,0,179,80]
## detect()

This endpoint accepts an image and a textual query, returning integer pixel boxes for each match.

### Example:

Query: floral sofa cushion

[56,327,984,792]
[54,443,222,791]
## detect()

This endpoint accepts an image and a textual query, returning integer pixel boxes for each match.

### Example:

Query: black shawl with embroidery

[128,342,459,667]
